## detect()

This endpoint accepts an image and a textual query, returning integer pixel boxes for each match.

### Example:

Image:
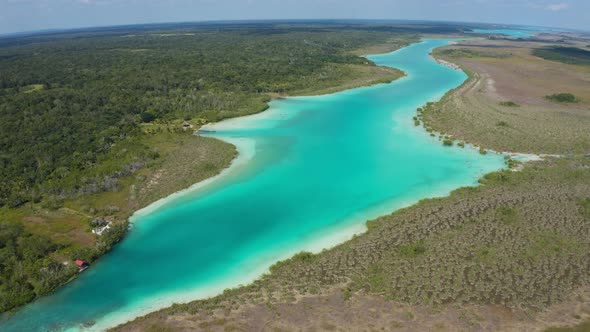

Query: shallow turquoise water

[0,39,506,331]
[466,28,536,38]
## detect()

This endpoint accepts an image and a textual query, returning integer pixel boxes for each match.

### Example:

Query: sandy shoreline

[129,136,256,222]
[436,58,461,70]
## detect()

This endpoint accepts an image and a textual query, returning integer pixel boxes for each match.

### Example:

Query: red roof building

[75,259,89,272]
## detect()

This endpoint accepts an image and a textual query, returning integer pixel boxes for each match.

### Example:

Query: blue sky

[0,0,588,35]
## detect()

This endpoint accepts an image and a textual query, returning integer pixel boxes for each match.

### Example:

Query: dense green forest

[0,21,439,313]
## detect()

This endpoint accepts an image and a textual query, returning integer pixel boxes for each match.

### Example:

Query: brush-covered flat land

[115,30,590,332]
[423,37,590,154]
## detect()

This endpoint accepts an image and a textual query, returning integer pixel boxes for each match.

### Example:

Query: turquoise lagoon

[466,28,536,38]
[0,39,506,331]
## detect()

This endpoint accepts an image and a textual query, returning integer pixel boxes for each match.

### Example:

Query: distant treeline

[0,20,466,48]
[533,46,590,66]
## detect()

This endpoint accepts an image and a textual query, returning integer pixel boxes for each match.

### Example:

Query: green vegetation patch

[580,198,590,219]
[474,246,498,264]
[270,251,316,273]
[442,138,454,146]
[22,84,46,94]
[499,101,519,107]
[495,206,518,224]
[533,46,590,66]
[546,93,578,103]
[521,231,583,262]
[398,241,427,258]
[437,48,509,59]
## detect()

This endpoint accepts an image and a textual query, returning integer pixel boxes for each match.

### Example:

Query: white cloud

[546,3,569,11]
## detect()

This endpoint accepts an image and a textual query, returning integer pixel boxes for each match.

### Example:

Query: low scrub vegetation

[580,198,590,219]
[499,101,519,107]
[442,138,454,146]
[437,48,510,59]
[546,93,578,103]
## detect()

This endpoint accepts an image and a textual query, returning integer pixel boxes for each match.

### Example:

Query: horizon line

[0,18,583,40]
